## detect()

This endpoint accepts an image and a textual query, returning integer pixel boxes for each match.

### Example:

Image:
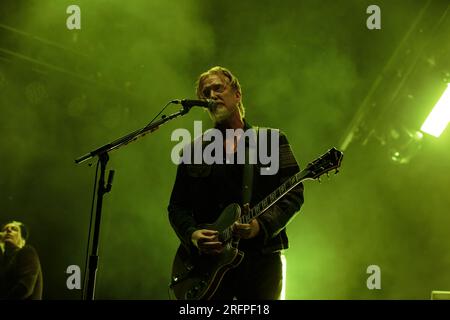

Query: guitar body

[170,203,244,300]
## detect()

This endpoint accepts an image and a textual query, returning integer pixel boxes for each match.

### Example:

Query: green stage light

[421,84,450,137]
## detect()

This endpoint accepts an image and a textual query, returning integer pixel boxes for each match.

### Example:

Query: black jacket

[168,121,304,254]
[0,245,43,300]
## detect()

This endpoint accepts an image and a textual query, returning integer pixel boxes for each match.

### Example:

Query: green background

[0,0,449,299]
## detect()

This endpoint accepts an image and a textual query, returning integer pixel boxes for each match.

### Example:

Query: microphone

[172,99,216,109]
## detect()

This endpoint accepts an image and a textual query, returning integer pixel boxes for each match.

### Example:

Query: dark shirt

[168,120,304,255]
[0,245,43,300]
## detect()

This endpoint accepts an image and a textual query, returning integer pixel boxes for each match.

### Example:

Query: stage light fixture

[421,83,450,137]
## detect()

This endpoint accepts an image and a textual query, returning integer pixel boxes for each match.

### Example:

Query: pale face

[2,222,25,249]
[199,74,242,124]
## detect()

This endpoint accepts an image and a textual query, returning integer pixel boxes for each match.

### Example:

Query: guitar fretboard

[241,169,308,224]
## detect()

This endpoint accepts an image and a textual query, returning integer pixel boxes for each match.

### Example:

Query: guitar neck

[241,169,309,224]
[220,147,341,240]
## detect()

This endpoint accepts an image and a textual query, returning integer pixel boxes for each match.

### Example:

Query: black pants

[210,251,283,300]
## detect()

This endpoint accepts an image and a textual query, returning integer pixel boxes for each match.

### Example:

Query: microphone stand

[75,102,194,300]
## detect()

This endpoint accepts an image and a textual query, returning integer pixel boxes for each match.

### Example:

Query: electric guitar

[170,147,344,300]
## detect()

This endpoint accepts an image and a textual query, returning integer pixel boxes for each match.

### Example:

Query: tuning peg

[318,177,322,183]
[326,172,330,178]
[335,169,339,174]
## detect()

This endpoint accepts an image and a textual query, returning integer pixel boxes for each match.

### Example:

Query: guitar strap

[241,126,258,215]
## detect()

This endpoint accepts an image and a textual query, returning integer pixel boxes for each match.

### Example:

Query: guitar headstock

[305,147,343,180]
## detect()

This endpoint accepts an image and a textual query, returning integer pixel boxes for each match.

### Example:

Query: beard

[209,103,238,124]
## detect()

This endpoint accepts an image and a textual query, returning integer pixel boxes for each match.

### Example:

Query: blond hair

[196,66,245,117]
